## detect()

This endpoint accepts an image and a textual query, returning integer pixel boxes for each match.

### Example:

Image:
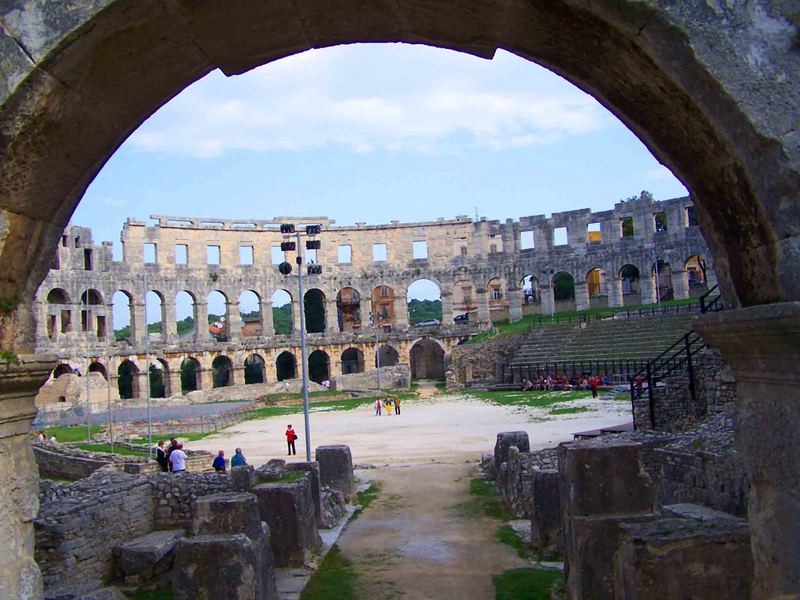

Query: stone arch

[117,359,140,400]
[341,347,365,374]
[409,338,445,380]
[211,355,233,388]
[376,344,400,368]
[651,259,673,302]
[244,353,266,384]
[207,290,229,341]
[304,288,326,333]
[271,289,294,335]
[407,279,442,325]
[336,287,362,332]
[520,275,540,307]
[372,285,396,326]
[80,288,106,336]
[685,255,709,291]
[552,271,576,312]
[88,361,107,380]
[176,290,198,340]
[619,264,641,300]
[486,276,506,322]
[276,351,297,381]
[46,288,70,305]
[239,289,262,336]
[149,359,168,398]
[308,350,330,383]
[586,267,606,298]
[52,363,74,379]
[112,290,135,342]
[452,279,477,320]
[180,357,202,393]
[45,288,72,339]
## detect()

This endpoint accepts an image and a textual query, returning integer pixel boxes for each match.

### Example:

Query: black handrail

[699,284,723,313]
[628,329,706,429]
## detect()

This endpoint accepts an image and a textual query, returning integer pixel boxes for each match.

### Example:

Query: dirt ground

[191,387,628,599]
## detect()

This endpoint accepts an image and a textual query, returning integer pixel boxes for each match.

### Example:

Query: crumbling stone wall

[151,472,234,530]
[450,332,526,386]
[331,364,410,392]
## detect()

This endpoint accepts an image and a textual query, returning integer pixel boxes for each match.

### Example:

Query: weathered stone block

[559,440,654,517]
[315,445,355,501]
[530,469,561,554]
[614,517,752,599]
[172,534,260,600]
[114,529,184,582]
[252,477,322,567]
[286,462,322,525]
[230,465,256,492]
[320,487,347,529]
[192,493,262,541]
[494,431,529,474]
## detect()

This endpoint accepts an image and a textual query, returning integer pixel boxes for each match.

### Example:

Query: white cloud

[129,47,611,158]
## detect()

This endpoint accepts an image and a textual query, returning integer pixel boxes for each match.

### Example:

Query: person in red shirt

[285,424,297,456]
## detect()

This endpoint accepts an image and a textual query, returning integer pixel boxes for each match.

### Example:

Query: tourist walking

[394,394,401,415]
[231,448,247,467]
[286,424,297,456]
[156,440,169,472]
[169,443,187,473]
[375,398,382,416]
[212,450,226,472]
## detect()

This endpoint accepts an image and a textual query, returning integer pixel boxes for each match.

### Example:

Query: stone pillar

[608,276,624,308]
[260,299,273,337]
[167,368,183,397]
[440,291,454,325]
[227,301,241,339]
[507,287,523,323]
[0,354,53,599]
[163,300,177,343]
[290,299,301,334]
[640,274,657,305]
[694,303,800,598]
[33,301,47,345]
[230,365,245,386]
[540,281,555,317]
[195,302,210,341]
[315,445,355,501]
[671,268,690,300]
[136,370,149,399]
[476,288,490,328]
[325,299,338,335]
[132,301,146,345]
[394,293,409,329]
[264,357,278,382]
[575,281,590,311]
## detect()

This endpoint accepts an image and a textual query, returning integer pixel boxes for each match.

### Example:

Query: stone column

[33,301,47,346]
[264,357,278,383]
[291,299,301,334]
[507,287,523,323]
[0,354,52,599]
[260,299,273,337]
[394,293,409,329]
[230,365,245,386]
[640,273,657,305]
[575,281,590,311]
[195,302,211,341]
[168,368,183,397]
[540,281,555,317]
[227,301,241,339]
[136,370,149,399]
[608,276,624,308]
[671,268,690,300]
[325,299,339,334]
[694,303,800,598]
[476,288,490,328]
[163,300,177,343]
[132,301,147,345]
[103,303,115,344]
[440,291,454,325]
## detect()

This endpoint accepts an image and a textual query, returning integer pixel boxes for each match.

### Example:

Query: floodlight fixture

[280,224,295,234]
[278,261,292,275]
[306,224,321,236]
[280,241,296,252]
[306,240,321,250]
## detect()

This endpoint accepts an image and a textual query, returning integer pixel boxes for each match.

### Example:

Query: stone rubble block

[172,534,261,600]
[253,476,322,567]
[315,445,355,501]
[614,516,752,599]
[230,464,256,492]
[286,461,322,525]
[530,469,562,554]
[113,529,184,583]
[320,486,347,529]
[494,431,530,474]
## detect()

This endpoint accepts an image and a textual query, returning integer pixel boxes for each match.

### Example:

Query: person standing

[394,394,401,415]
[374,398,382,416]
[285,424,297,456]
[212,450,226,472]
[166,437,179,472]
[231,448,247,467]
[156,440,169,472]
[169,443,187,473]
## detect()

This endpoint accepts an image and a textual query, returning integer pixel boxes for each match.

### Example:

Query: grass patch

[75,443,148,456]
[611,392,632,402]
[357,482,380,510]
[278,470,306,483]
[493,567,561,600]
[464,390,591,409]
[549,406,590,416]
[124,583,172,600]
[300,544,357,600]
[453,478,513,521]
[38,425,102,443]
[496,524,531,559]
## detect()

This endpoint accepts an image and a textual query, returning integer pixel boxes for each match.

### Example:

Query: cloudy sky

[69,43,687,323]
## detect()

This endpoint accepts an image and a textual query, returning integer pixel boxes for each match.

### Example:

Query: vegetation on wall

[408,299,442,324]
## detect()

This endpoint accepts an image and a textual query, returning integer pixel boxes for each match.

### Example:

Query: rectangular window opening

[306,248,318,263]
[61,235,68,247]
[489,244,498,254]
[373,243,387,262]
[83,248,93,270]
[654,212,668,232]
[460,246,468,256]
[685,206,698,227]
[553,227,568,246]
[520,230,534,250]
[587,222,602,244]
[338,244,352,264]
[96,316,106,338]
[175,244,188,265]
[239,245,254,265]
[620,217,634,238]
[270,246,283,265]
[207,245,221,265]
[413,240,428,260]
[144,243,157,264]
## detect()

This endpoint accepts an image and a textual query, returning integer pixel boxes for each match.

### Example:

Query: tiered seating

[510,313,694,371]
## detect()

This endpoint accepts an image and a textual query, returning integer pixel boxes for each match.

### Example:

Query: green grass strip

[493,568,561,600]
[300,545,358,600]
[464,390,591,408]
[75,443,148,456]
[38,425,102,443]
[549,406,590,415]
[495,524,530,559]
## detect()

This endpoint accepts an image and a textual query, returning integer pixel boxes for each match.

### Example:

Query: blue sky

[70,44,687,324]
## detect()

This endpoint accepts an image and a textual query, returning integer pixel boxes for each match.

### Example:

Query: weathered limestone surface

[530,469,561,555]
[493,431,529,475]
[172,534,261,600]
[286,461,322,526]
[331,364,410,392]
[114,529,183,584]
[315,445,355,502]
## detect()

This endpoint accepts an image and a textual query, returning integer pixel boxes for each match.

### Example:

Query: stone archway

[410,339,446,380]
[0,3,797,597]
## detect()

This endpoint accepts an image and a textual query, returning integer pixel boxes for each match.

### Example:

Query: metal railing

[507,359,650,384]
[699,284,724,313]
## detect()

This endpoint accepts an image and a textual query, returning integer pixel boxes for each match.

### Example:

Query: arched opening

[521,275,541,313]
[80,288,106,336]
[276,351,297,381]
[552,272,576,312]
[117,360,140,400]
[272,290,293,335]
[45,288,71,340]
[244,354,266,384]
[376,345,400,368]
[88,362,108,380]
[341,348,365,374]
[371,286,396,328]
[619,264,641,305]
[410,339,445,380]
[304,289,326,333]
[112,290,134,342]
[309,350,330,384]
[336,288,362,332]
[452,279,477,323]
[653,259,673,302]
[208,290,229,341]
[685,255,709,294]
[180,357,202,393]
[212,355,233,388]
[175,290,197,340]
[145,290,166,341]
[407,279,442,325]
[486,277,507,323]
[52,363,74,379]
[240,290,262,337]
[149,361,166,398]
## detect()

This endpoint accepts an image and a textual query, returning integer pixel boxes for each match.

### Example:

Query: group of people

[521,374,610,397]
[33,431,57,444]
[212,447,248,472]
[374,394,401,416]
[156,438,188,473]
